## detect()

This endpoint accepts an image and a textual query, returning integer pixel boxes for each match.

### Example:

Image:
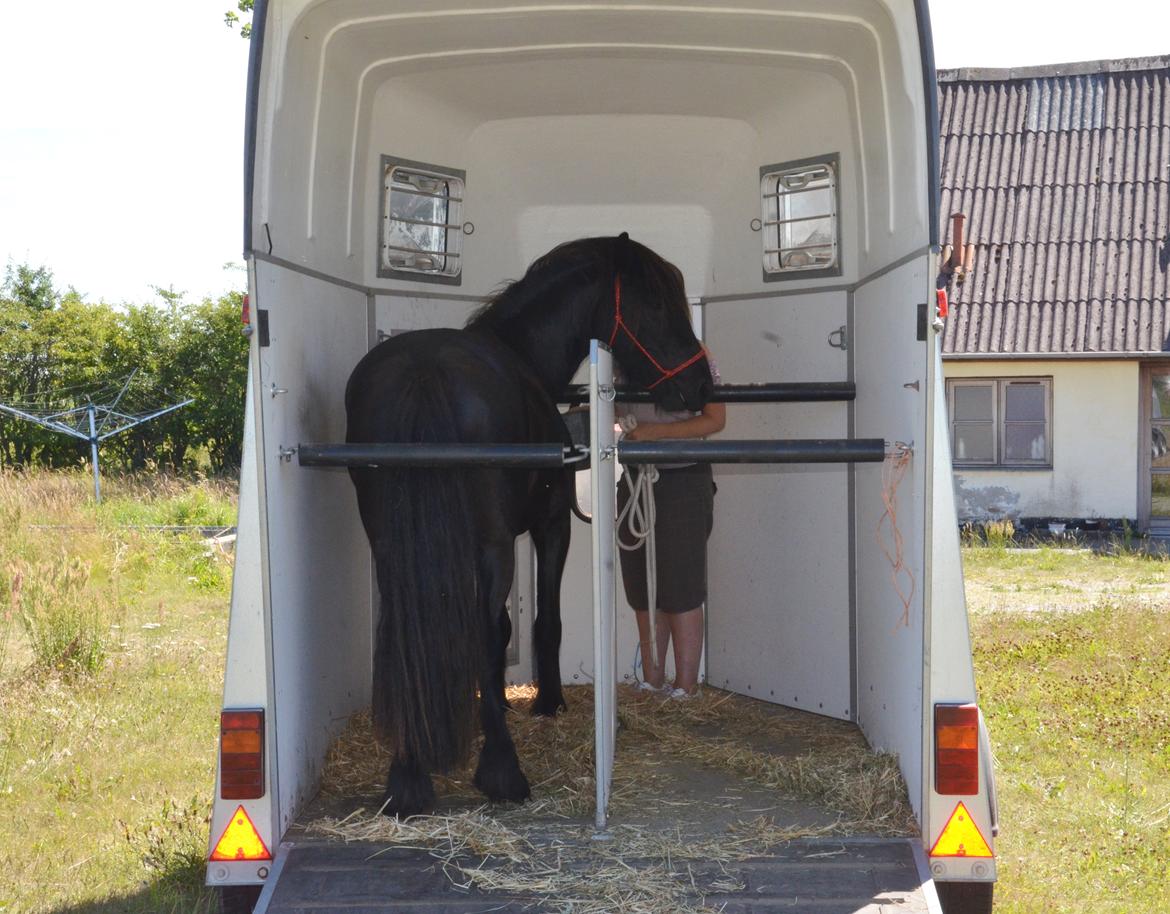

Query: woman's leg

[634,609,672,688]
[667,607,704,694]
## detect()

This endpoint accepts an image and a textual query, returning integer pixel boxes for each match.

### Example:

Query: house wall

[943,359,1139,523]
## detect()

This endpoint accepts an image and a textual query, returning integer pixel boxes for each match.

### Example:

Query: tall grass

[10,554,106,675]
[0,468,236,914]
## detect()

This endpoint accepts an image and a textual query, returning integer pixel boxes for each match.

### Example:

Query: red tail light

[241,294,254,338]
[935,703,979,795]
[220,709,265,800]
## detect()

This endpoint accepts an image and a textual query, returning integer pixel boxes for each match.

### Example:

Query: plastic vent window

[380,160,464,280]
[761,156,839,278]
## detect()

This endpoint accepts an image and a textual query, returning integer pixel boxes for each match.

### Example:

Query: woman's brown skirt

[616,463,714,613]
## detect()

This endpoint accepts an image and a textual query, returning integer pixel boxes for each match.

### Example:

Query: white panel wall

[361,61,854,296]
[945,359,1139,522]
[705,293,852,718]
[255,262,373,833]
[853,257,930,815]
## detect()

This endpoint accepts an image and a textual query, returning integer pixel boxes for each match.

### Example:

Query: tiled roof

[938,57,1170,357]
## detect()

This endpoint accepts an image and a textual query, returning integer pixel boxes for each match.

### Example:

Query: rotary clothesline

[0,370,192,501]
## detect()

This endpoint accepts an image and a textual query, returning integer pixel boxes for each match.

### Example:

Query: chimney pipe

[950,213,965,272]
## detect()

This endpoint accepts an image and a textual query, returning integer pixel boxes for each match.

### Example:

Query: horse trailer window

[947,378,1052,467]
[760,154,840,280]
[379,157,465,283]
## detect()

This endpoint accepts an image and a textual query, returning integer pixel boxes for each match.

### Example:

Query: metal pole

[297,442,575,468]
[618,438,887,465]
[559,381,857,405]
[589,341,617,832]
[87,405,101,503]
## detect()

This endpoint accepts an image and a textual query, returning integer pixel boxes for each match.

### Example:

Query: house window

[760,154,840,280]
[948,378,1052,467]
[378,157,464,283]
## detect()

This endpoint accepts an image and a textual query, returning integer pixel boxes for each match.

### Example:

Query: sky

[1,0,1168,306]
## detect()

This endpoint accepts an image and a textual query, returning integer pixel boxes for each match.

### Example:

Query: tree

[2,262,57,312]
[224,0,254,39]
[0,264,250,474]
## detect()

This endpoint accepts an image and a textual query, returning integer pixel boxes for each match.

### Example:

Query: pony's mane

[466,237,615,330]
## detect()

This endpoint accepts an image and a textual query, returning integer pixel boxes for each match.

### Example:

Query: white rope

[616,461,660,666]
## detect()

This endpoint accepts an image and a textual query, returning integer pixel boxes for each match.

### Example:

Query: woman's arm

[625,401,726,441]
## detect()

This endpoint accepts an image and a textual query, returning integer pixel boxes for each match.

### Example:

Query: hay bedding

[307,684,917,913]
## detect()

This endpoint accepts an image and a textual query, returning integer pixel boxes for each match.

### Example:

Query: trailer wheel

[936,880,994,914]
[218,885,263,914]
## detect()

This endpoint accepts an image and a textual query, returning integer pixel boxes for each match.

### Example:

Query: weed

[121,794,213,892]
[982,518,1015,549]
[960,518,1017,550]
[12,556,107,676]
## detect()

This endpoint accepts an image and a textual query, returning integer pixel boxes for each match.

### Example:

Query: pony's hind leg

[530,499,570,717]
[383,756,435,818]
[473,542,530,804]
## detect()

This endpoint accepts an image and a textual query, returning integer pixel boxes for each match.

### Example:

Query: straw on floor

[307,683,917,913]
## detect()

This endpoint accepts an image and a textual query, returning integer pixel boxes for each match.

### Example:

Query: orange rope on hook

[877,447,915,629]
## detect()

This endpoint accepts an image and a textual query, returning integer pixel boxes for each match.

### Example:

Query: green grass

[3,474,1169,913]
[0,470,232,914]
[965,543,1170,914]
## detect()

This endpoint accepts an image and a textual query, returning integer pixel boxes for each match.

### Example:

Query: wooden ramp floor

[259,837,935,913]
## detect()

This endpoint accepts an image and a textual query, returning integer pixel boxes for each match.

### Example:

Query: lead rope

[616,460,660,680]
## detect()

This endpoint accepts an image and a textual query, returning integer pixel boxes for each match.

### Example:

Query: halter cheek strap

[607,275,706,390]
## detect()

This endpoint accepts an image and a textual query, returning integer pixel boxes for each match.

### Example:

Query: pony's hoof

[530,691,567,717]
[474,751,531,804]
[382,762,435,818]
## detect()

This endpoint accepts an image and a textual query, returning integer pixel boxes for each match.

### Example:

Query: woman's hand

[625,422,664,441]
[625,402,726,442]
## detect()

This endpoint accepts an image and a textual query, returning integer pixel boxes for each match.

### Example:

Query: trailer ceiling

[253,1,932,288]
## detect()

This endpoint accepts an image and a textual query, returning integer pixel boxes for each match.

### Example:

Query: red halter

[607,275,706,390]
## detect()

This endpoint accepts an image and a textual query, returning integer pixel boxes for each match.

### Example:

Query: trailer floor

[259,687,936,913]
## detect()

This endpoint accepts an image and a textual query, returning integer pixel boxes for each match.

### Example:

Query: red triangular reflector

[930,801,993,858]
[210,805,272,861]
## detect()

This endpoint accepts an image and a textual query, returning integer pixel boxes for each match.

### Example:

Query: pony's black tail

[367,379,483,773]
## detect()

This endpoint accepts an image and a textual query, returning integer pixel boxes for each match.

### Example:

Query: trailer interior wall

[255,264,374,834]
[853,258,930,815]
[704,294,851,718]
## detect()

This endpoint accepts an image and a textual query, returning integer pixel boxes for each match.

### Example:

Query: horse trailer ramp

[256,838,938,913]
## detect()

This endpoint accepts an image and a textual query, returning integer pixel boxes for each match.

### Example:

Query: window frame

[759,152,842,282]
[377,155,465,285]
[947,377,1054,469]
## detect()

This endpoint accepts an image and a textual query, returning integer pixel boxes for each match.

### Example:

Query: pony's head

[602,234,713,412]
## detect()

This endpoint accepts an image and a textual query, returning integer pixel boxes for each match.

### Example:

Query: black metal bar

[559,382,856,406]
[618,439,886,465]
[297,443,571,468]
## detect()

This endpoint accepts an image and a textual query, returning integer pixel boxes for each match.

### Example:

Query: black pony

[345,234,712,817]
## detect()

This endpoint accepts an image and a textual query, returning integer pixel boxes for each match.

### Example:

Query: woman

[617,352,725,698]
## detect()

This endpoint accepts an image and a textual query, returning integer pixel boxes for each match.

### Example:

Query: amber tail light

[220,709,265,800]
[935,703,979,795]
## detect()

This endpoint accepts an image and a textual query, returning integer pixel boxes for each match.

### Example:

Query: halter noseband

[607,275,706,390]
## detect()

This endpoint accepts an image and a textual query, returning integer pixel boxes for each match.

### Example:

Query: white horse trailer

[208,2,998,911]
